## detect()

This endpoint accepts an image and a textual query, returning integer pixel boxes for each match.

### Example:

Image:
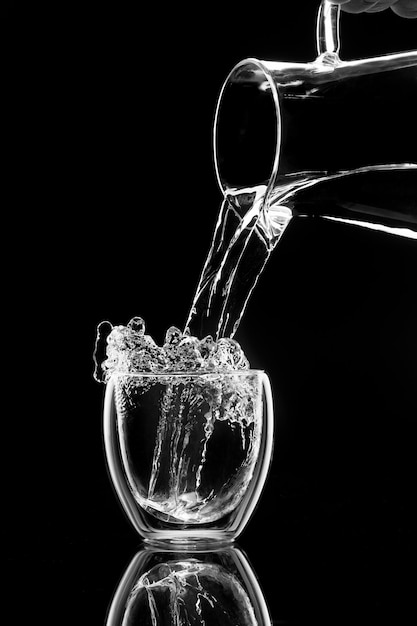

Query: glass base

[143,532,236,551]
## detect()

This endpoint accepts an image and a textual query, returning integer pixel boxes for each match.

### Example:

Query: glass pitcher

[215,0,416,214]
[186,0,416,340]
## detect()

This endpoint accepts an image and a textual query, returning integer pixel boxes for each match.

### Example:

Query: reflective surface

[106,544,271,626]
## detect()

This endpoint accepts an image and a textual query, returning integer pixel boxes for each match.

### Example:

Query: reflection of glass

[106,544,272,626]
[104,371,273,544]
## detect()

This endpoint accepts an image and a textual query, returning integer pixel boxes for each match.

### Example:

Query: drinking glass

[103,370,273,545]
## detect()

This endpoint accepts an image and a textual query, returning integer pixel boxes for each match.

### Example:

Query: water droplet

[93,315,250,380]
[199,335,215,360]
[158,565,172,580]
[93,321,113,382]
[165,326,183,345]
[127,316,146,335]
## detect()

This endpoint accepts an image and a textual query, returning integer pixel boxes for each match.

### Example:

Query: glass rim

[213,56,281,195]
[109,369,265,378]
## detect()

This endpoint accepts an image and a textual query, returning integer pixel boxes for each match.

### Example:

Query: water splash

[93,317,250,383]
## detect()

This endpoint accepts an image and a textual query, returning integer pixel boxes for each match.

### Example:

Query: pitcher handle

[316,0,341,62]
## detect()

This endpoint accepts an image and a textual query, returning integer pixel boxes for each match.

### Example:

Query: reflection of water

[106,544,271,626]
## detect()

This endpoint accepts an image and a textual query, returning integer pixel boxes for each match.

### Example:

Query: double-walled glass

[104,370,273,544]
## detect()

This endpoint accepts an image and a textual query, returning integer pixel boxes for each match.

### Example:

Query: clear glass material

[214,1,417,196]
[106,545,272,626]
[103,370,273,544]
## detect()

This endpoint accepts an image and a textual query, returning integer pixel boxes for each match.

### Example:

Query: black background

[5,2,417,624]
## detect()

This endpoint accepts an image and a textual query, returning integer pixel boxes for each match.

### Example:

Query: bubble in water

[164,326,183,345]
[223,338,250,369]
[199,335,215,360]
[172,335,205,371]
[127,316,146,335]
[108,325,134,349]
